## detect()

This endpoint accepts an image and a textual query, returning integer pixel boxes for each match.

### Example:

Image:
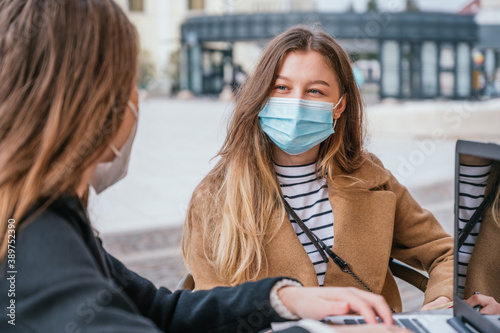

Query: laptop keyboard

[343,318,431,333]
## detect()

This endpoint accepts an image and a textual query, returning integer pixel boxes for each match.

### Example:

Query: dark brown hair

[0,0,139,258]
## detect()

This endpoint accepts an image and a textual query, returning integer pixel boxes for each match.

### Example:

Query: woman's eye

[275,85,288,91]
[309,89,323,95]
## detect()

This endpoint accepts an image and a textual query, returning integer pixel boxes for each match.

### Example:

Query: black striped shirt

[275,162,334,286]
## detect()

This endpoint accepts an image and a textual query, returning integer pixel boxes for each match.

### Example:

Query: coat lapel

[262,213,319,286]
[465,208,500,300]
[323,159,397,293]
[324,185,396,293]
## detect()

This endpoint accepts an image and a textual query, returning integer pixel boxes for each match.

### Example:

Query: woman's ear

[333,94,347,120]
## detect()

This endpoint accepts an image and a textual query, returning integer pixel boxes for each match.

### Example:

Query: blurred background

[113,0,500,100]
[91,0,500,311]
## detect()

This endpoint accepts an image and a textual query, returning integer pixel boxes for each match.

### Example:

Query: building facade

[114,0,189,93]
[180,11,478,99]
[114,0,314,94]
[116,0,498,99]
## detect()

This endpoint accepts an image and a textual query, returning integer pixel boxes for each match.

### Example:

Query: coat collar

[329,153,392,191]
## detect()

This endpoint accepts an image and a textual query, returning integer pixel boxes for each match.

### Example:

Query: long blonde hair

[0,0,138,259]
[183,26,366,285]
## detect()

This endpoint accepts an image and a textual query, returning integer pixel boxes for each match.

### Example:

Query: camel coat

[464,206,500,301]
[185,153,454,312]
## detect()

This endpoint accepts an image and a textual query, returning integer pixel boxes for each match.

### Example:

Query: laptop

[273,140,500,333]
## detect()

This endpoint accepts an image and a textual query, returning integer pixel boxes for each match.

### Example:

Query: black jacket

[0,195,304,332]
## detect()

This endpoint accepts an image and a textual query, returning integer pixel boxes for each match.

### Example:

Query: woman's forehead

[277,50,338,84]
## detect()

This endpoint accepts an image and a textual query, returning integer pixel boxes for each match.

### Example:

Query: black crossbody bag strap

[458,181,499,248]
[281,198,329,264]
[281,196,373,293]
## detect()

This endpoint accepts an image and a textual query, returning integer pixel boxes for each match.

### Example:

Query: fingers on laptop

[278,286,350,320]
[465,294,500,315]
[323,287,394,325]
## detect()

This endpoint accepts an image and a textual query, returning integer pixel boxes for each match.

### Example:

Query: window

[381,40,400,97]
[129,0,144,12]
[421,41,438,97]
[456,43,471,98]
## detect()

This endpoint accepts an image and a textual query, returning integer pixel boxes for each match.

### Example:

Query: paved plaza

[94,97,500,312]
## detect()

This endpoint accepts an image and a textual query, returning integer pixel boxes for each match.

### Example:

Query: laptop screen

[453,140,500,332]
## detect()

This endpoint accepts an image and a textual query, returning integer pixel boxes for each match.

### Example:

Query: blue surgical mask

[258,96,343,155]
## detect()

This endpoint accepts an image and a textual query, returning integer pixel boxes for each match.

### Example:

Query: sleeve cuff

[270,279,303,320]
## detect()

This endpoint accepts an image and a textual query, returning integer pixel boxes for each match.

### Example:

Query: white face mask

[90,101,138,194]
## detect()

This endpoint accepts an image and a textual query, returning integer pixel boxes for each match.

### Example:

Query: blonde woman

[0,1,405,332]
[183,26,454,313]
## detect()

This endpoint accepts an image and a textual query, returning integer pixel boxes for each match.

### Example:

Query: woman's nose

[289,87,305,99]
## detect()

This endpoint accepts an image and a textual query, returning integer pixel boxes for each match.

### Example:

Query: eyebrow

[276,75,331,87]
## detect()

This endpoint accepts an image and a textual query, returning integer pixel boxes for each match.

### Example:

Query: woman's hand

[421,296,452,311]
[278,286,394,325]
[465,294,500,315]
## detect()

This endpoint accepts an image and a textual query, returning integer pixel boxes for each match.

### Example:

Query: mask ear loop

[332,94,344,131]
[110,101,139,157]
[333,95,344,110]
[110,145,121,157]
[127,101,138,118]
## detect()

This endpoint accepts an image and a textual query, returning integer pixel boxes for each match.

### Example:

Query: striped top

[457,163,491,298]
[275,162,334,286]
